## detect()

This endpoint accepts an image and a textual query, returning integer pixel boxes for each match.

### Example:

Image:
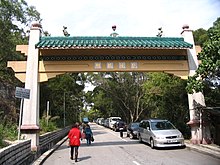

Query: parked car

[104,118,110,128]
[109,117,121,129]
[96,118,104,125]
[98,118,105,125]
[138,119,185,149]
[127,122,140,139]
[113,120,126,132]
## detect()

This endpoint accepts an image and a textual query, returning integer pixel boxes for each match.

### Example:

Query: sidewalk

[184,140,220,159]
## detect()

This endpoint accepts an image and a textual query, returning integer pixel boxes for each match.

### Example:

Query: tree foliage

[143,73,190,136]
[86,72,190,137]
[0,0,40,75]
[0,0,41,130]
[193,28,208,46]
[187,17,220,94]
[87,72,150,123]
[40,73,86,127]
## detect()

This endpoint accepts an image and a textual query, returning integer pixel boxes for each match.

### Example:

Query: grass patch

[40,115,60,134]
[0,123,18,148]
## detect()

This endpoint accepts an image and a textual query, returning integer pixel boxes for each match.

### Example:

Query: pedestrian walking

[84,123,93,145]
[68,123,81,162]
[118,120,125,138]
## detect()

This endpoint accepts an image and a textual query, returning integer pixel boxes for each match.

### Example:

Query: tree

[0,0,40,125]
[0,0,40,75]
[143,73,190,137]
[87,72,151,123]
[187,17,220,94]
[40,73,85,127]
[193,28,208,46]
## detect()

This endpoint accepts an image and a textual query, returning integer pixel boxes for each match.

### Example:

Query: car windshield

[150,121,176,130]
[131,123,139,128]
[112,118,120,121]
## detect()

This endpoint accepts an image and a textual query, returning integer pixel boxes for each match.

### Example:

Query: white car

[109,117,121,129]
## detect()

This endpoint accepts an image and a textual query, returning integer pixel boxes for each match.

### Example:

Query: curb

[185,143,220,160]
[32,136,68,165]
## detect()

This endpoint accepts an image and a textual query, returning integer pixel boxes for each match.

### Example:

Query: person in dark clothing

[118,120,125,138]
[84,124,93,145]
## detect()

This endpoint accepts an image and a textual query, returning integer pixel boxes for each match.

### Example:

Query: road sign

[15,87,30,99]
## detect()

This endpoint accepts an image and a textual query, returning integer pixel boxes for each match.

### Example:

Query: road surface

[43,123,220,165]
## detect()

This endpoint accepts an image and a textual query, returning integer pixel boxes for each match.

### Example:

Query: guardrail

[0,126,71,165]
[39,126,70,154]
[0,139,32,165]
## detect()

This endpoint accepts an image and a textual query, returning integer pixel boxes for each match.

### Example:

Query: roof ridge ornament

[156,27,163,37]
[110,25,119,37]
[30,21,42,30]
[63,26,70,37]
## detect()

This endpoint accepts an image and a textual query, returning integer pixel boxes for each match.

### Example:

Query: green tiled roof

[36,36,192,49]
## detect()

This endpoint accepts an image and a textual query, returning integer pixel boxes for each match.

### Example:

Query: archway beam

[8,60,189,82]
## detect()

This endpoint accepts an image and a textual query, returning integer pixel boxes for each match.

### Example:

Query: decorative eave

[35,36,193,50]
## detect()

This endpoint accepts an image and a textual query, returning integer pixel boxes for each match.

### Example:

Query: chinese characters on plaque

[94,62,138,69]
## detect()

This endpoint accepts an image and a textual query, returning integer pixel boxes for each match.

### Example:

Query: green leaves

[187,17,220,93]
[193,28,208,46]
[186,75,204,94]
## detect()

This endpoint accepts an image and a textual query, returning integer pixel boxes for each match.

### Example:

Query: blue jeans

[86,134,91,145]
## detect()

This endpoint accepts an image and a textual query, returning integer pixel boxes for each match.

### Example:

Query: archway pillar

[20,22,41,151]
[181,25,211,144]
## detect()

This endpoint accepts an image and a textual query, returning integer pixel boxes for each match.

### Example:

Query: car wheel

[150,138,154,149]
[138,134,142,143]
[129,133,134,139]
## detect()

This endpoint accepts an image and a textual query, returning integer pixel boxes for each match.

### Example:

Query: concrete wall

[0,127,70,165]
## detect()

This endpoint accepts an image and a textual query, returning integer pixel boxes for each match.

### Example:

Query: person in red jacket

[68,123,81,162]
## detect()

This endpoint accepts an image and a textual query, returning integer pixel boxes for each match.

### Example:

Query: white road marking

[121,137,128,142]
[133,160,141,165]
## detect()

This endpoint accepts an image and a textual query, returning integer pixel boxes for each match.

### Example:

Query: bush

[40,115,59,134]
[0,123,17,148]
[4,124,17,141]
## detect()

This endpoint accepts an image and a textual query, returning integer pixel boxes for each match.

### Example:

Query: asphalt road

[42,123,220,165]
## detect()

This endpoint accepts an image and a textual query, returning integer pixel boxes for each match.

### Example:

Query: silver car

[138,119,185,149]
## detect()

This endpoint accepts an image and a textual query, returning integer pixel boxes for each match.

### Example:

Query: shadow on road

[140,141,186,150]
[79,155,92,161]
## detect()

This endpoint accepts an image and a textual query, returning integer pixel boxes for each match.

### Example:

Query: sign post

[17,98,24,140]
[15,87,30,140]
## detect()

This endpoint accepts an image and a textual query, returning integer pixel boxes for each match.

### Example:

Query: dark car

[113,120,126,132]
[127,122,140,139]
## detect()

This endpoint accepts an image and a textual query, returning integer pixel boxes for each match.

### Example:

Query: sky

[26,0,220,37]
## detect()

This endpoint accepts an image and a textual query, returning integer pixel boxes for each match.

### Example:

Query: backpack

[85,127,91,134]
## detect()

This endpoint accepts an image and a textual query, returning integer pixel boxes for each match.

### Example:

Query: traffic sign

[15,87,30,99]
